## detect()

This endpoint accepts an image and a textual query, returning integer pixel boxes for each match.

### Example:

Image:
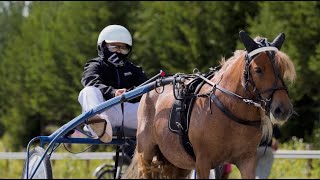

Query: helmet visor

[106,44,131,55]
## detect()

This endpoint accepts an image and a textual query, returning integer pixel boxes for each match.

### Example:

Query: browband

[248,46,278,57]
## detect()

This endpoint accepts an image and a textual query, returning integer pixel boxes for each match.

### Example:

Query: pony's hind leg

[137,145,159,179]
[155,152,192,179]
[162,164,192,179]
[137,153,153,178]
[137,127,159,179]
[137,92,161,178]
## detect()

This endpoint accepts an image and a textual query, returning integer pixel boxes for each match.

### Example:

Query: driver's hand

[115,88,127,96]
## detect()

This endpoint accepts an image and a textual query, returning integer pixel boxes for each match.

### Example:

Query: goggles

[106,44,130,55]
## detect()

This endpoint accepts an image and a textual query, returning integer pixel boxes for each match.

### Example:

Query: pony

[123,30,296,179]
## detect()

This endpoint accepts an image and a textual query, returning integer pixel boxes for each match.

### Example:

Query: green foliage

[0,1,26,138]
[0,1,112,150]
[132,1,258,76]
[0,2,25,52]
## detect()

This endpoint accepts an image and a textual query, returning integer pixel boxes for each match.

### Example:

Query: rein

[194,70,265,109]
[194,71,262,128]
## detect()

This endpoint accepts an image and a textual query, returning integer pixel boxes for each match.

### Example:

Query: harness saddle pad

[169,100,185,133]
[168,71,215,134]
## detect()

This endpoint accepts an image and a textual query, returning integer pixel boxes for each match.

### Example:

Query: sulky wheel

[22,146,52,179]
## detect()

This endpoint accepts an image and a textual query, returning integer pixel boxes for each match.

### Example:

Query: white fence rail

[274,150,320,159]
[1,150,320,160]
[0,152,116,160]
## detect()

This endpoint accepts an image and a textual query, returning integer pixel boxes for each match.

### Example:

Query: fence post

[5,148,9,173]
[86,160,90,175]
[306,144,313,178]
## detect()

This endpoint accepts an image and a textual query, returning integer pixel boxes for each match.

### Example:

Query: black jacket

[81,57,148,103]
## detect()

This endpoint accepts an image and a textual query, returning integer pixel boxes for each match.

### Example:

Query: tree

[131,1,258,76]
[0,1,26,139]
[0,1,111,149]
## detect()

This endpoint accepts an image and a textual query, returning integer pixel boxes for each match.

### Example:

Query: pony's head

[239,31,296,126]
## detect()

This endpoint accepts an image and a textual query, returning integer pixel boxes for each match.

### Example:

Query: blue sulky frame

[24,71,185,179]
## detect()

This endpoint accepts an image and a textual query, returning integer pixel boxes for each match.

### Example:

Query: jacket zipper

[116,69,121,87]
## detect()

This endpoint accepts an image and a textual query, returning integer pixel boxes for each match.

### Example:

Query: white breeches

[78,86,139,130]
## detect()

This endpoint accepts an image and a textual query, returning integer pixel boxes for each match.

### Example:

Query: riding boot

[86,114,113,143]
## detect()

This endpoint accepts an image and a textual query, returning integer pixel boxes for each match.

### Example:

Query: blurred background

[0,1,319,178]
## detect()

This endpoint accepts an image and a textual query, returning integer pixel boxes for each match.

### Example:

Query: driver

[78,25,148,143]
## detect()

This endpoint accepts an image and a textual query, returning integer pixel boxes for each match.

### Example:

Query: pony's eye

[254,67,263,75]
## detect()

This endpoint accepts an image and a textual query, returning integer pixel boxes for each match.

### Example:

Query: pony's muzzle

[270,101,293,122]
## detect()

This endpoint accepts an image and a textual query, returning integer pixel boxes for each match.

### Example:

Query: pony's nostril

[273,106,292,120]
[274,107,282,116]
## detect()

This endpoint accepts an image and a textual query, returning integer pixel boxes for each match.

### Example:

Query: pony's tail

[122,149,139,179]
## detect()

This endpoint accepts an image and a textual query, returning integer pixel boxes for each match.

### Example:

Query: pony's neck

[217,54,247,96]
[213,54,260,121]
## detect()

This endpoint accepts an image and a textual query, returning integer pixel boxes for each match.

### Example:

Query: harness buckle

[260,98,272,111]
[243,99,262,108]
[176,122,184,130]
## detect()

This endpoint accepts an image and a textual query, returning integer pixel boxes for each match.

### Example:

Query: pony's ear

[239,30,259,53]
[271,32,285,50]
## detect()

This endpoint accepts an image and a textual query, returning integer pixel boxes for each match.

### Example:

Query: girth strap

[210,93,261,128]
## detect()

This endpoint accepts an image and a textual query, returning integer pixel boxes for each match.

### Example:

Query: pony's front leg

[195,156,211,179]
[236,156,257,179]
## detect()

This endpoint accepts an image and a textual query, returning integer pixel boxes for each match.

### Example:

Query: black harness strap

[210,93,261,128]
[114,102,125,179]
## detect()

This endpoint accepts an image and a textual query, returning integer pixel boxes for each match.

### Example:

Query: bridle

[194,38,289,128]
[243,38,288,115]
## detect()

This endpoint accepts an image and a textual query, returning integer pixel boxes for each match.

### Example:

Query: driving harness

[167,41,286,161]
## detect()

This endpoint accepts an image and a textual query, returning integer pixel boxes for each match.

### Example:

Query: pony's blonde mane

[218,50,245,72]
[216,48,296,142]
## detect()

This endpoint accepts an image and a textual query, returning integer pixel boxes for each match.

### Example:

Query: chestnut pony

[123,31,296,179]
